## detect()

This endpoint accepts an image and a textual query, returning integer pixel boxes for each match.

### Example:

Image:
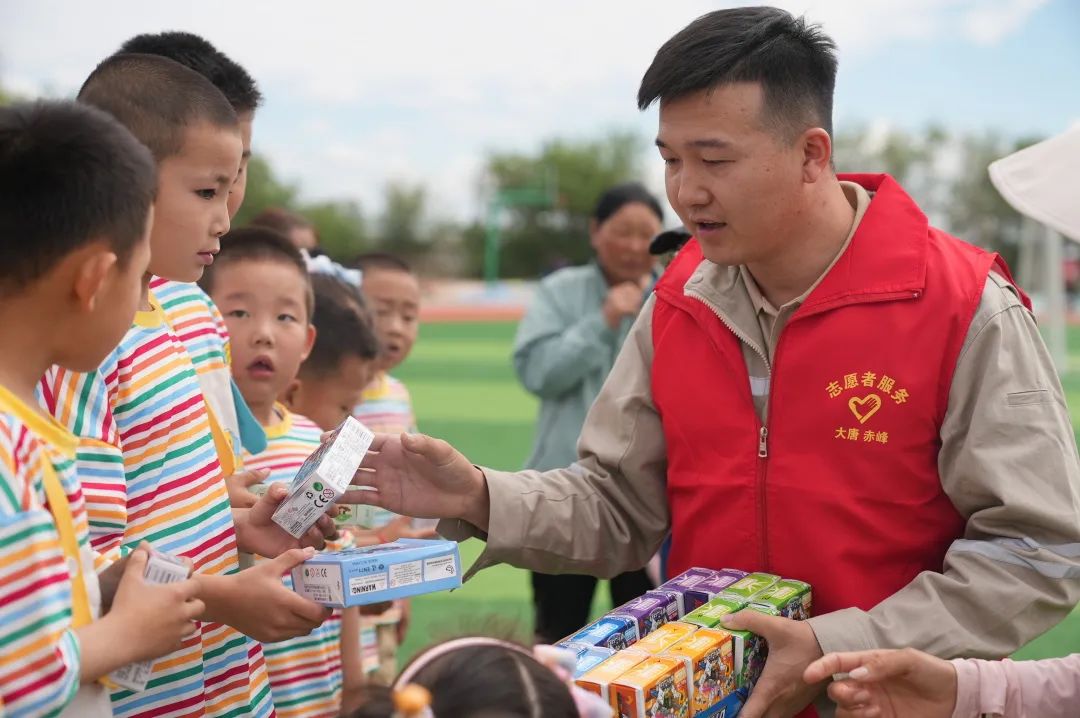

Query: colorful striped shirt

[243,406,344,718]
[0,385,110,718]
[39,293,275,718]
[150,277,244,475]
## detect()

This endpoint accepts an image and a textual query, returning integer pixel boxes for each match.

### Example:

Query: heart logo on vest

[848,394,882,424]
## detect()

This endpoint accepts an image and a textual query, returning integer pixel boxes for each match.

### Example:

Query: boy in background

[201,229,380,716]
[351,252,423,684]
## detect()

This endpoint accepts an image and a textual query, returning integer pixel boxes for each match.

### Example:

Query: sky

[2,0,1078,222]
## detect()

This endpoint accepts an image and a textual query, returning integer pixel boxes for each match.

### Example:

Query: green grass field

[395,321,1080,662]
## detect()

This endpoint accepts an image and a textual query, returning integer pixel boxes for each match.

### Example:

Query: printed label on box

[389,560,423,588]
[349,573,388,597]
[424,554,457,580]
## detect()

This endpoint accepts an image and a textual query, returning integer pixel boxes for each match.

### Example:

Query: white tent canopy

[988,125,1080,373]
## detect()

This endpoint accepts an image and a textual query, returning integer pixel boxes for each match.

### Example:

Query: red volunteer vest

[653,173,1027,627]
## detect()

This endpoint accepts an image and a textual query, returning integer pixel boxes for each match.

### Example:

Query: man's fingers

[720,609,784,639]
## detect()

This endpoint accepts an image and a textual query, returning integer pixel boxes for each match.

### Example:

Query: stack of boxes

[562,568,812,718]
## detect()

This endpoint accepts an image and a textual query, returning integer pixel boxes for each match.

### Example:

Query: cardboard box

[748,579,812,621]
[719,572,780,602]
[654,567,719,616]
[568,614,641,651]
[610,655,691,718]
[290,538,460,607]
[728,625,767,692]
[683,568,749,610]
[608,591,680,639]
[703,689,746,718]
[576,650,648,704]
[683,596,747,630]
[331,502,379,529]
[271,416,373,538]
[109,548,190,691]
[632,621,697,655]
[573,646,616,679]
[665,628,738,715]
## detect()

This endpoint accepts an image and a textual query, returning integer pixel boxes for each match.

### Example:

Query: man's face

[151,122,241,281]
[227,111,254,219]
[656,83,808,268]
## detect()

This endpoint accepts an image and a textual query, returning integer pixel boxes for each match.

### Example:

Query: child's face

[212,258,314,415]
[66,211,154,372]
[362,268,420,371]
[288,355,374,431]
[152,122,242,282]
[227,111,254,220]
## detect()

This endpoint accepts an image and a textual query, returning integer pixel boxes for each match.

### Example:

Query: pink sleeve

[952,655,1080,718]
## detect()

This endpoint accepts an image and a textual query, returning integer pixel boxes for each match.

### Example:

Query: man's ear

[800,127,833,183]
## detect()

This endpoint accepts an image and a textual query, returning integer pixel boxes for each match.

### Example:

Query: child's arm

[339,607,366,715]
[74,547,203,681]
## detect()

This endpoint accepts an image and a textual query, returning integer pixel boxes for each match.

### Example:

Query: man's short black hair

[118,32,262,113]
[0,100,156,293]
[301,274,380,378]
[78,53,238,161]
[638,7,838,139]
[199,226,313,318]
[351,252,413,275]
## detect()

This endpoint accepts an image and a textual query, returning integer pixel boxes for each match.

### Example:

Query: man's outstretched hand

[337,432,491,531]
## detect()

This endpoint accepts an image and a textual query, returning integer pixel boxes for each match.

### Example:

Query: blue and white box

[290,538,461,607]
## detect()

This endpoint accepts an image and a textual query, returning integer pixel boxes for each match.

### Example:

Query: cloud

[0,0,1055,222]
[962,0,1049,45]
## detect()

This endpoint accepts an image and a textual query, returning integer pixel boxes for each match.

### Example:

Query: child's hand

[207,547,332,643]
[804,649,958,718]
[225,468,270,508]
[105,545,204,663]
[233,482,338,556]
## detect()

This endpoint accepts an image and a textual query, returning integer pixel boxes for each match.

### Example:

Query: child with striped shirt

[116,31,268,482]
[0,101,204,718]
[352,253,425,685]
[200,228,380,716]
[39,55,333,718]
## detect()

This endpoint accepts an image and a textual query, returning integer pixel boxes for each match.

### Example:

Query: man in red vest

[344,7,1080,717]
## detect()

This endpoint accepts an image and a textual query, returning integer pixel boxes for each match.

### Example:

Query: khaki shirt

[740,182,871,419]
[442,185,1080,712]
